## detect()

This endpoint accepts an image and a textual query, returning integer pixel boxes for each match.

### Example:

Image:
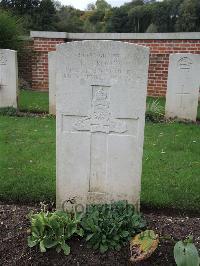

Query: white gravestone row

[55,41,149,209]
[0,49,18,108]
[165,53,200,121]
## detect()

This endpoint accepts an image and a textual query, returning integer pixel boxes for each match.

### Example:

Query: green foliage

[81,201,146,253]
[146,98,165,122]
[0,107,18,116]
[35,0,57,31]
[174,236,200,266]
[0,10,23,50]
[28,210,84,255]
[95,0,111,11]
[0,0,40,16]
[55,6,83,32]
[146,23,158,32]
[105,7,129,32]
[1,0,200,33]
[176,0,200,32]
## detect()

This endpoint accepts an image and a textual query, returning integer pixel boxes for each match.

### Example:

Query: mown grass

[0,116,55,202]
[142,122,200,211]
[18,90,200,120]
[19,89,49,113]
[0,115,199,212]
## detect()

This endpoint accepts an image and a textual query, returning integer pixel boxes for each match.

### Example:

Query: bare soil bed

[0,203,199,266]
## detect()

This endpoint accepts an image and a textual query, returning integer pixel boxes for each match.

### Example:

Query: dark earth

[0,203,199,266]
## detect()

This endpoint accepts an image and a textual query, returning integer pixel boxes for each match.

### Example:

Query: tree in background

[1,0,200,33]
[34,0,57,30]
[55,6,84,32]
[176,0,200,31]
[0,0,57,31]
[0,0,40,15]
[128,3,152,33]
[105,7,128,32]
[82,0,112,32]
[0,10,23,50]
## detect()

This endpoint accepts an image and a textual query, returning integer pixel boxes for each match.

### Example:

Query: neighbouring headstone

[56,41,149,209]
[48,51,56,115]
[165,53,200,121]
[0,49,18,108]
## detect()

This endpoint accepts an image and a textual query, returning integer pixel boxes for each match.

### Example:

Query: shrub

[81,201,146,253]
[28,210,84,255]
[0,107,18,116]
[0,10,23,50]
[146,98,165,122]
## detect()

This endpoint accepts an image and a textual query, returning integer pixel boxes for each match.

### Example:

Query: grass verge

[0,115,199,212]
[18,89,49,113]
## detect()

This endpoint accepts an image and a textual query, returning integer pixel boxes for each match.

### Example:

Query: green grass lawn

[18,90,200,120]
[0,115,199,212]
[19,89,49,113]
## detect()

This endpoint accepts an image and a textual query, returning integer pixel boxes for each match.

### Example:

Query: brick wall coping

[30,31,200,40]
[30,31,67,39]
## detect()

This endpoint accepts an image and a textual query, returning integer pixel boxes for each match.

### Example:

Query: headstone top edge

[56,40,150,53]
[0,49,17,53]
[169,53,200,58]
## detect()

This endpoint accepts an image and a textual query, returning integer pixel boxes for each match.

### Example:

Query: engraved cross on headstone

[63,85,139,194]
[176,57,193,108]
[176,85,190,108]
[0,73,7,91]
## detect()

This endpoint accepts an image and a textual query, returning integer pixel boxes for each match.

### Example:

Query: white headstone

[48,51,56,115]
[0,49,18,108]
[165,53,200,121]
[56,41,149,209]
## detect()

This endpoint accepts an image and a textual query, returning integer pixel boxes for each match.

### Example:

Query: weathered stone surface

[56,41,149,209]
[165,53,200,121]
[48,51,56,115]
[0,49,18,108]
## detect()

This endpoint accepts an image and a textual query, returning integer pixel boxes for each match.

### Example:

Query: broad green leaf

[61,243,70,256]
[174,241,200,266]
[121,231,129,238]
[28,236,38,248]
[86,233,94,241]
[76,228,84,237]
[39,240,46,253]
[43,238,58,249]
[100,244,108,253]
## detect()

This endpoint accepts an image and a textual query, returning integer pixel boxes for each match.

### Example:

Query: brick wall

[32,38,65,90]
[18,39,33,87]
[128,39,200,96]
[20,32,200,96]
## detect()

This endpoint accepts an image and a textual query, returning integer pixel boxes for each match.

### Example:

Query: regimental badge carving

[0,53,7,65]
[74,86,127,134]
[178,57,193,70]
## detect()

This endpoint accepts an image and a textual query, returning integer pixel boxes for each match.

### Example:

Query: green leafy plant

[174,236,200,266]
[146,99,165,122]
[0,107,18,116]
[28,210,84,255]
[82,201,146,253]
